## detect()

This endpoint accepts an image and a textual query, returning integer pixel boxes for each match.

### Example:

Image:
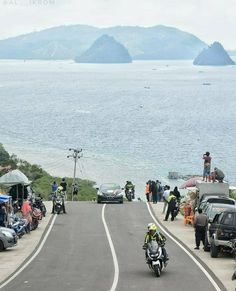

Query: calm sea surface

[0,59,236,193]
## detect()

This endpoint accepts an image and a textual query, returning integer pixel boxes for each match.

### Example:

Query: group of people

[202,152,225,183]
[145,180,162,203]
[145,181,181,222]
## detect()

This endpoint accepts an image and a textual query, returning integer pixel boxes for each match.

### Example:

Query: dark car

[203,203,235,223]
[199,195,235,212]
[204,206,236,257]
[97,183,124,204]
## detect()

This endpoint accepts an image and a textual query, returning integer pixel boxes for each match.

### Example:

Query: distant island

[0,24,207,60]
[75,34,132,63]
[193,42,235,66]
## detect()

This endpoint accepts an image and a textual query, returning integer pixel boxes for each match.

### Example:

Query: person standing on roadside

[164,192,177,221]
[60,178,67,199]
[193,208,208,250]
[51,181,58,194]
[173,186,181,201]
[145,182,150,202]
[151,181,158,204]
[156,180,162,202]
[203,152,212,182]
[162,185,170,214]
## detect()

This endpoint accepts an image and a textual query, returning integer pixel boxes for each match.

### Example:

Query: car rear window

[100,184,120,191]
[222,213,235,225]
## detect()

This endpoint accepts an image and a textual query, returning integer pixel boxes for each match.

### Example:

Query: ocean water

[0,59,236,194]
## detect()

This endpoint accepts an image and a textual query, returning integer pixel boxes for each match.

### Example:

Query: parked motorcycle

[145,240,166,277]
[8,215,30,238]
[33,197,47,217]
[31,207,42,230]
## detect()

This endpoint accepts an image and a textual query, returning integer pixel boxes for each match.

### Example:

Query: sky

[0,0,235,49]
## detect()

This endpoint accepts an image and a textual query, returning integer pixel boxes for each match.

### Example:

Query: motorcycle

[126,189,134,201]
[145,240,166,277]
[31,207,42,230]
[33,196,47,217]
[8,215,30,238]
[173,200,180,218]
[54,195,64,214]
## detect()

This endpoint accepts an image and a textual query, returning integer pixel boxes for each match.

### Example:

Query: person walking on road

[164,192,177,221]
[162,185,170,213]
[193,208,208,250]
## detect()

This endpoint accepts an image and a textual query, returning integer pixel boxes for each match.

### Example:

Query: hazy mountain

[193,42,235,66]
[0,24,207,60]
[75,35,132,63]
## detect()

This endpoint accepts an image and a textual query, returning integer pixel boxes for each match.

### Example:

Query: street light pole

[67,148,82,201]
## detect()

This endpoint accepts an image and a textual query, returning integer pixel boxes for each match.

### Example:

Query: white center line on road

[102,204,119,291]
[0,214,58,290]
[146,202,222,291]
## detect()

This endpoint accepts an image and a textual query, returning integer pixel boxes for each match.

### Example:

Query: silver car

[97,183,124,204]
[0,227,18,251]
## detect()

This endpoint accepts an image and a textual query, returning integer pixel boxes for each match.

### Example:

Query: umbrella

[179,176,203,189]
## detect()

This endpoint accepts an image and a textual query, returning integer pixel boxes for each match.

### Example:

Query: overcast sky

[0,0,235,49]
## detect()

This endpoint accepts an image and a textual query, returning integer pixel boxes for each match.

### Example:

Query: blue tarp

[0,194,11,203]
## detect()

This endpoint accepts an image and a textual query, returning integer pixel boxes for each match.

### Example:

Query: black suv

[205,207,236,257]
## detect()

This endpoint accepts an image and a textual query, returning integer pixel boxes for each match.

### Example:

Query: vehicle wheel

[204,236,210,252]
[97,198,101,204]
[153,265,161,277]
[0,240,5,252]
[210,240,219,258]
[120,199,123,204]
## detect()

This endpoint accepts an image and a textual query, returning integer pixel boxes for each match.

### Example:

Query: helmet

[148,223,157,231]
[57,186,63,193]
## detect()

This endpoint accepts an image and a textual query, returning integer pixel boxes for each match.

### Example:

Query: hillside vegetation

[0,144,97,201]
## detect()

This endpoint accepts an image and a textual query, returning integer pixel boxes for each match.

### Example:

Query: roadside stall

[0,169,31,209]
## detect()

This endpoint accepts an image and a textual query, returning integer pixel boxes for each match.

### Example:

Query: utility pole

[67,148,82,201]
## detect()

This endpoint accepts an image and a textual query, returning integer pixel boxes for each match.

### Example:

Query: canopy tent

[0,170,31,204]
[0,169,31,186]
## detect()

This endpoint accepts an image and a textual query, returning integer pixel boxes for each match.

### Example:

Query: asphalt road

[1,202,218,291]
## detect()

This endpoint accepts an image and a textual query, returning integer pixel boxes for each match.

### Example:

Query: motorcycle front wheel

[153,265,161,277]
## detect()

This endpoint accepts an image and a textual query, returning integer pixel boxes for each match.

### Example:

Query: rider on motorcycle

[51,186,66,214]
[125,181,135,199]
[143,223,169,263]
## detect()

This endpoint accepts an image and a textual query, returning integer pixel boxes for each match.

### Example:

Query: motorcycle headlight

[1,230,13,239]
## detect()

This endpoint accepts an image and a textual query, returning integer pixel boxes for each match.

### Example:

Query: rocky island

[75,34,132,63]
[193,42,235,66]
